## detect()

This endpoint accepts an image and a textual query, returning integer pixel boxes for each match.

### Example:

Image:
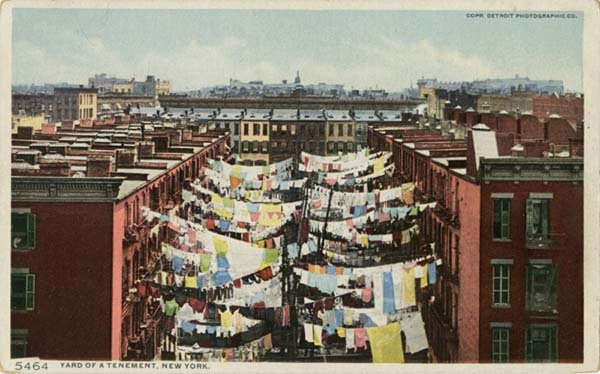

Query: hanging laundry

[402,268,416,306]
[428,262,437,285]
[367,322,405,363]
[304,323,314,343]
[354,328,368,351]
[382,272,396,314]
[421,265,428,288]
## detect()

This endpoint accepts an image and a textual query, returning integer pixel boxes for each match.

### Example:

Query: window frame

[492,198,511,241]
[11,212,36,251]
[526,197,550,247]
[525,263,557,313]
[492,326,510,363]
[11,271,35,311]
[492,263,510,307]
[525,324,558,362]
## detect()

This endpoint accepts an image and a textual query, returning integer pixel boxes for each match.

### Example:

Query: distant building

[88,74,129,94]
[239,109,271,165]
[324,110,354,155]
[53,86,98,122]
[477,92,534,114]
[11,115,44,134]
[12,94,54,118]
[532,93,584,122]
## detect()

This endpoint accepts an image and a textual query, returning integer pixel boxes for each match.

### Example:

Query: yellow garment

[421,265,428,288]
[360,235,369,246]
[185,275,198,289]
[160,271,168,286]
[262,180,268,191]
[213,237,228,255]
[313,325,322,346]
[326,251,334,260]
[220,310,233,328]
[260,204,281,213]
[244,192,251,200]
[401,229,411,245]
[234,310,243,333]
[367,322,405,363]
[336,327,346,338]
[212,193,223,206]
[403,268,416,304]
[373,156,385,173]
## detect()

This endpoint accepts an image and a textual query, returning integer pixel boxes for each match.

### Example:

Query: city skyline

[13,9,583,92]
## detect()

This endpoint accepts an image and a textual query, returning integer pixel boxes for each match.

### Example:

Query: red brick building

[532,94,583,122]
[369,115,584,363]
[11,117,229,360]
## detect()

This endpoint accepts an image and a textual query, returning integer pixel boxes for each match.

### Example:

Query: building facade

[53,87,98,122]
[369,112,584,363]
[11,116,230,360]
[325,110,354,155]
[239,109,271,165]
[269,109,298,163]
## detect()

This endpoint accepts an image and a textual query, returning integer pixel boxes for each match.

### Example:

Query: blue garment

[172,256,184,273]
[359,313,377,327]
[343,268,352,276]
[397,206,411,218]
[370,235,383,242]
[428,262,437,285]
[345,178,355,186]
[318,274,337,294]
[352,206,362,218]
[318,173,325,184]
[367,193,375,206]
[181,320,196,333]
[219,219,231,231]
[390,207,399,219]
[206,326,216,334]
[326,310,337,327]
[217,257,230,270]
[160,215,170,222]
[382,272,395,314]
[287,243,299,259]
[326,265,336,275]
[307,272,318,288]
[247,203,260,213]
[308,239,318,253]
[324,325,336,335]
[197,274,204,289]
[335,309,344,327]
[281,181,290,191]
[213,270,232,286]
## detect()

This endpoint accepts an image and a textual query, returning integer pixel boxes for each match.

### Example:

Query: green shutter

[26,274,35,310]
[541,200,549,240]
[27,214,36,249]
[526,199,534,239]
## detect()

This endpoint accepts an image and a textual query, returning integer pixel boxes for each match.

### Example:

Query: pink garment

[326,178,337,186]
[250,212,260,222]
[379,212,391,222]
[266,180,272,191]
[361,288,373,303]
[313,200,322,208]
[354,328,368,351]
[346,219,354,229]
[188,228,196,243]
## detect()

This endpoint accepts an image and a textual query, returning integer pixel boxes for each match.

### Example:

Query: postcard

[1,1,599,373]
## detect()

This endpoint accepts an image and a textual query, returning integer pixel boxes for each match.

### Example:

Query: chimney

[39,158,71,176]
[182,129,193,141]
[87,155,113,177]
[465,108,477,128]
[48,143,68,156]
[61,120,75,130]
[153,136,170,152]
[138,141,155,159]
[15,150,40,165]
[511,144,524,157]
[16,126,34,140]
[41,123,57,135]
[116,148,137,168]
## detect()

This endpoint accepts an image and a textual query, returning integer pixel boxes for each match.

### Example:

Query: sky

[12,8,584,92]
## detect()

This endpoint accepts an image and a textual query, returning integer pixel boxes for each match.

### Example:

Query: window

[243,123,249,136]
[338,142,345,152]
[492,327,509,363]
[347,124,353,136]
[242,141,249,152]
[272,141,278,150]
[526,263,557,312]
[262,141,269,153]
[526,198,549,243]
[492,264,510,306]
[328,142,335,152]
[290,125,296,135]
[281,124,287,135]
[271,124,277,133]
[319,141,325,153]
[11,212,36,250]
[11,330,28,358]
[233,141,239,152]
[319,126,324,136]
[347,142,354,152]
[262,123,268,136]
[253,123,260,136]
[338,124,344,136]
[252,141,259,153]
[493,199,511,240]
[525,325,557,362]
[329,124,334,136]
[281,141,287,149]
[11,271,35,311]
[234,123,240,135]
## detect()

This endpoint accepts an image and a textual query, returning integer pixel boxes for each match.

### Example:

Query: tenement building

[53,86,98,122]
[369,108,583,363]
[11,115,230,360]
